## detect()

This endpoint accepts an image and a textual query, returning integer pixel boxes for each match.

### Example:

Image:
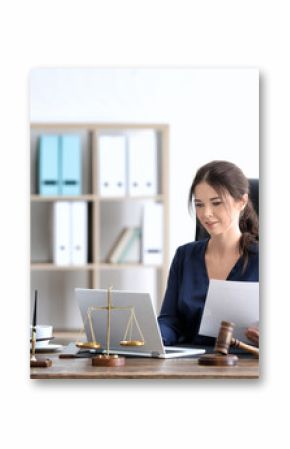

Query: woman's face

[193,182,247,237]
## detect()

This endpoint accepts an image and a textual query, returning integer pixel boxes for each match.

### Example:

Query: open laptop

[75,288,205,359]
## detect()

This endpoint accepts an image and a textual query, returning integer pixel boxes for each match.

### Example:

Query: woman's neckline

[202,238,242,281]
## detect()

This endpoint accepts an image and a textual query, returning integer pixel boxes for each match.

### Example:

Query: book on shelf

[38,134,81,196]
[38,135,59,195]
[98,135,126,197]
[118,227,141,263]
[53,201,88,265]
[106,227,141,264]
[142,202,163,265]
[53,201,71,265]
[128,130,157,196]
[98,130,158,198]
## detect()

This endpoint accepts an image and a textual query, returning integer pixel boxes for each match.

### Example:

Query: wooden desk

[30,351,259,379]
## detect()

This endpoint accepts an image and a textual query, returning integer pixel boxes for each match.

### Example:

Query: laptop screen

[76,288,165,354]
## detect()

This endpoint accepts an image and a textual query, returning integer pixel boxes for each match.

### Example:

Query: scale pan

[75,341,101,350]
[119,340,145,347]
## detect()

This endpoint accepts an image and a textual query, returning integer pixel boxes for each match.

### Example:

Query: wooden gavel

[215,321,259,358]
[198,320,259,366]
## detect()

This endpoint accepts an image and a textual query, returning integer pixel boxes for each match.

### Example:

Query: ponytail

[239,199,259,271]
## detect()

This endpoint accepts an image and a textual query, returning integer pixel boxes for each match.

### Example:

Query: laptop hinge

[151,351,161,358]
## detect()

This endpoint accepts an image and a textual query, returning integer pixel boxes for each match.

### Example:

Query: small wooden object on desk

[92,354,125,367]
[198,321,259,367]
[30,290,52,368]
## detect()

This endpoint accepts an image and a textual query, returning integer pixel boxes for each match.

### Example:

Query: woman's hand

[245,327,259,347]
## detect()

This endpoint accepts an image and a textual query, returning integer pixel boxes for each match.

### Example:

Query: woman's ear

[240,193,248,211]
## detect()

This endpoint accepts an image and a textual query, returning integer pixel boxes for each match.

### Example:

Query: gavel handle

[231,338,259,358]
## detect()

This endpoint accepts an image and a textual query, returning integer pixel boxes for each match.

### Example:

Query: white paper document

[199,279,259,342]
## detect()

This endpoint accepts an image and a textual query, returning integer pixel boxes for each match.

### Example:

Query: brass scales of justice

[75,287,145,367]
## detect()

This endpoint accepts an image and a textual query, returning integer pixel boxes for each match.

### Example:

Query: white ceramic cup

[30,325,53,348]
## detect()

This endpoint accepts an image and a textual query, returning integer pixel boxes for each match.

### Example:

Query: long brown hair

[188,160,259,268]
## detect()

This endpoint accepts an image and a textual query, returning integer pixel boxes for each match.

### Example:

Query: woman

[158,160,259,347]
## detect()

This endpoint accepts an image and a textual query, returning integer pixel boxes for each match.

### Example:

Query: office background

[31,68,259,257]
[30,68,259,328]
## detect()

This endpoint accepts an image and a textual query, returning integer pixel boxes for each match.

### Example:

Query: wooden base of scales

[92,354,126,367]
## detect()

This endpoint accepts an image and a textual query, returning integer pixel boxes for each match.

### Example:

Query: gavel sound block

[30,359,52,368]
[198,321,259,366]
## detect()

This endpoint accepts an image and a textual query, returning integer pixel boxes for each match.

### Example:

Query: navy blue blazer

[158,239,259,346]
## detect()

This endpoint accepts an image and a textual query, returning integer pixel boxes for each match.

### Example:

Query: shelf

[53,330,85,343]
[31,263,163,271]
[31,263,97,271]
[31,122,169,131]
[99,263,163,270]
[31,194,97,202]
[99,195,164,202]
[31,194,164,202]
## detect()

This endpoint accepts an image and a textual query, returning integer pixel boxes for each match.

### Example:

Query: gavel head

[214,321,235,355]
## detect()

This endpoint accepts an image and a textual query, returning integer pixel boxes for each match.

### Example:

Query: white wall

[30,68,259,259]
